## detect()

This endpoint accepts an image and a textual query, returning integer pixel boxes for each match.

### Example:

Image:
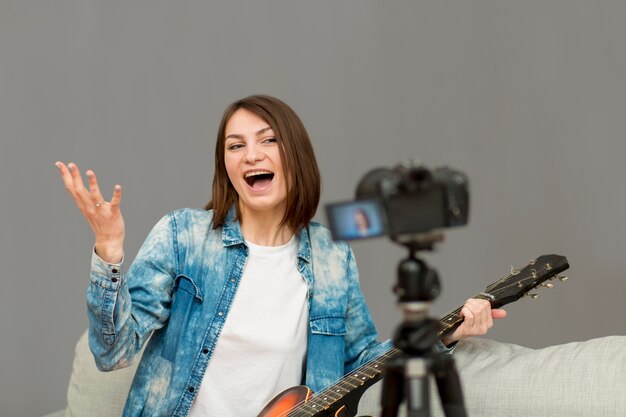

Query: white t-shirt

[188,235,308,417]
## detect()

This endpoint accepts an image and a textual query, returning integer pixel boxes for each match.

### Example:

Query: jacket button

[202,348,209,354]
[111,268,118,274]
[111,277,118,283]
[218,311,224,316]
[188,386,195,393]
[230,278,236,283]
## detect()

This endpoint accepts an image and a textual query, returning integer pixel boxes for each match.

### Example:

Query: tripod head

[392,235,443,355]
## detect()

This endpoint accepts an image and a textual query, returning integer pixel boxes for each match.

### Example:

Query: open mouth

[244,170,275,189]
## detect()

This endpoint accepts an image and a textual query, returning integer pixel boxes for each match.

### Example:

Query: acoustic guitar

[257,254,569,417]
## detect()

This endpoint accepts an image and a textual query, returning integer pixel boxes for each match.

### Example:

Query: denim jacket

[87,208,392,416]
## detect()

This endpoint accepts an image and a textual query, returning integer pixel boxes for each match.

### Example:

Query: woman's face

[224,108,288,219]
[354,210,369,231]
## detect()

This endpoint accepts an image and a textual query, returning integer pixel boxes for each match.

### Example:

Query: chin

[239,197,286,214]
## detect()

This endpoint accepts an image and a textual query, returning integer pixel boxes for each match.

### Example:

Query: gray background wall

[2,1,625,416]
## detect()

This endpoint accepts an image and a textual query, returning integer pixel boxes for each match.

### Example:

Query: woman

[56,95,504,416]
[353,207,372,237]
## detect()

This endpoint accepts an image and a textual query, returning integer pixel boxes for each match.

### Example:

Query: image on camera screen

[325,199,386,241]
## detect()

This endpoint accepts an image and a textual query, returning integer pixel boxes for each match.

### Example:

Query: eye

[227,143,244,151]
[263,137,277,144]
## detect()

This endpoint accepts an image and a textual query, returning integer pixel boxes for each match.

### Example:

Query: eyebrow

[225,126,273,140]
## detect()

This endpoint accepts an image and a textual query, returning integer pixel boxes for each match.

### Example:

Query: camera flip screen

[325,199,387,241]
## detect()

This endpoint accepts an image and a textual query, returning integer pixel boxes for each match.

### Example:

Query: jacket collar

[221,205,245,247]
[221,205,311,264]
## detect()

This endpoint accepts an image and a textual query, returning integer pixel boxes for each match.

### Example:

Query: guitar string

[275,262,561,416]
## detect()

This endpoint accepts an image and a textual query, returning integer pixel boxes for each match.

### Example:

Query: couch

[43,331,626,417]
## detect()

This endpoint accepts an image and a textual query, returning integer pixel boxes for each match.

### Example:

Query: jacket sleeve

[86,213,177,371]
[343,247,393,373]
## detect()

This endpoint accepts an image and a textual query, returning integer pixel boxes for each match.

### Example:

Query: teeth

[244,170,273,178]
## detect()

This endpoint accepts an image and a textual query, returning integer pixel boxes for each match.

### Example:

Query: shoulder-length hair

[205,95,321,231]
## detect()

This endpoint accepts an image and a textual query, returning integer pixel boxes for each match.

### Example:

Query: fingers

[56,162,88,210]
[84,169,123,209]
[460,305,475,328]
[492,308,508,319]
[56,162,76,197]
[110,184,122,208]
[445,299,507,345]
[56,162,126,247]
[68,162,88,193]
[460,299,493,335]
[85,170,106,205]
[64,162,92,210]
[55,162,122,212]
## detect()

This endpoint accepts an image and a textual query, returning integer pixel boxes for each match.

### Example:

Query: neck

[239,205,293,246]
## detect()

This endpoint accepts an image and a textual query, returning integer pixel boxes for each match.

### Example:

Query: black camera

[326,163,469,243]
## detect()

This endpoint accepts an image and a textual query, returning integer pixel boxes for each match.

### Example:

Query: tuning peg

[541,283,554,288]
[557,275,568,282]
[529,259,537,265]
[525,293,540,299]
[510,265,520,275]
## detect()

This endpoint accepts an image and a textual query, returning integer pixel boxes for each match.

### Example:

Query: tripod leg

[381,357,405,417]
[405,358,431,417]
[433,353,467,417]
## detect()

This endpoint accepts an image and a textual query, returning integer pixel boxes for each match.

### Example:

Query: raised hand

[56,161,125,264]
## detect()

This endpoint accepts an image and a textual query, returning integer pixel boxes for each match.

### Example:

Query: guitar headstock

[484,254,569,308]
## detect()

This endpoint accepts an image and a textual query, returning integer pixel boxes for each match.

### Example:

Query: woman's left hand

[441,298,507,346]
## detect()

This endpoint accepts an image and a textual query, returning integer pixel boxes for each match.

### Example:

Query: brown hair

[205,95,321,231]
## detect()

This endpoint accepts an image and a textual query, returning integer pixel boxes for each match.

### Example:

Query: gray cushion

[357,336,626,417]
[64,331,625,417]
[64,332,143,417]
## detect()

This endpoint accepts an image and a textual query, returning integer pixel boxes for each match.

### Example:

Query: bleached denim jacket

[87,208,392,416]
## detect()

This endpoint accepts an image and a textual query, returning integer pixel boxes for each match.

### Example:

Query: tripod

[380,242,467,417]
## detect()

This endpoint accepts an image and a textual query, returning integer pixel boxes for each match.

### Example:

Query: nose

[244,142,264,163]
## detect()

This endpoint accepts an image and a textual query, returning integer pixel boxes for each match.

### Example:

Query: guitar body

[257,385,373,417]
[258,386,311,417]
